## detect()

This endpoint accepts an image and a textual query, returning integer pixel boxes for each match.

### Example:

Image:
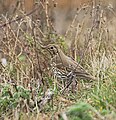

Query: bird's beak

[40,44,47,49]
[40,44,51,53]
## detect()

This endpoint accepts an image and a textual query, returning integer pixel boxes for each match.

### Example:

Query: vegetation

[0,1,116,120]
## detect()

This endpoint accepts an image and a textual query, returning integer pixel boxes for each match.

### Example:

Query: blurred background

[0,0,116,120]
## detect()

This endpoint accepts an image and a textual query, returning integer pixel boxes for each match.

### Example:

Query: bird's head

[42,44,60,56]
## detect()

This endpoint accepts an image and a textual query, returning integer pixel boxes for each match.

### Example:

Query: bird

[43,44,96,81]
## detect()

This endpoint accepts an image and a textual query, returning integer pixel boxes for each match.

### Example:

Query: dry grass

[0,1,116,120]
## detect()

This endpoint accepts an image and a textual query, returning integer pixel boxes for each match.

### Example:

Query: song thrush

[44,44,96,80]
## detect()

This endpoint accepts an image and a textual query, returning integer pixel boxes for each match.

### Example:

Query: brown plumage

[44,44,96,80]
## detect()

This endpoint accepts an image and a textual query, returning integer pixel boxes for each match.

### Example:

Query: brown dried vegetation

[0,0,116,120]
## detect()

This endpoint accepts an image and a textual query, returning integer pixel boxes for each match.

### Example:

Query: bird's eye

[50,46,54,49]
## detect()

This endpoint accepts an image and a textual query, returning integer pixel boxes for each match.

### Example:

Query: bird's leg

[60,80,72,94]
[68,72,77,93]
[76,78,81,91]
[71,79,78,93]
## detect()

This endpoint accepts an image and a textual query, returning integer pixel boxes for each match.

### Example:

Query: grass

[0,1,116,120]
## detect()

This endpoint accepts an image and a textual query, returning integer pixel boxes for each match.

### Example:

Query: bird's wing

[66,56,90,74]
